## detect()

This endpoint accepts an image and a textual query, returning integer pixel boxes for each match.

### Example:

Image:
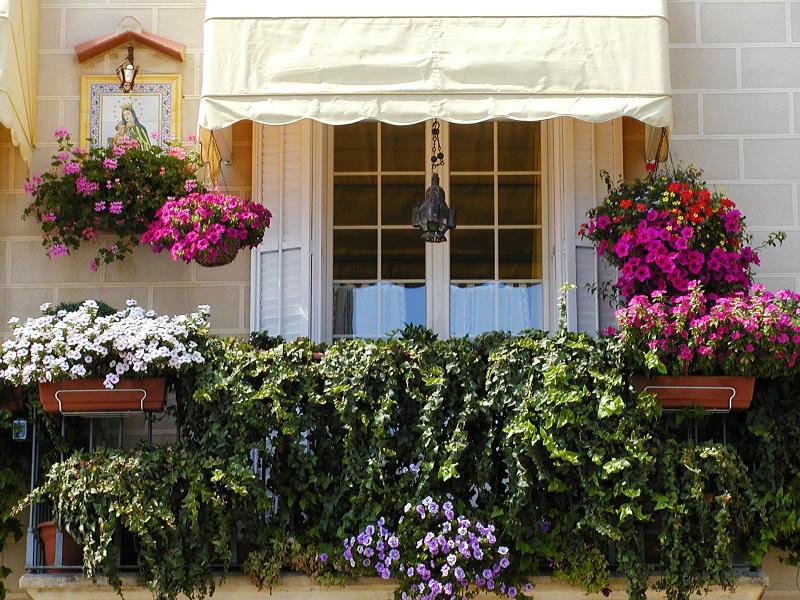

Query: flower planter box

[37,520,83,573]
[1,386,24,414]
[632,375,755,411]
[38,377,167,415]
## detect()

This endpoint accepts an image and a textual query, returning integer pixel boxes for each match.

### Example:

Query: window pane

[334,122,377,172]
[450,283,543,337]
[449,283,495,337]
[498,229,541,280]
[450,229,494,280]
[381,175,424,226]
[498,121,540,172]
[334,176,377,226]
[333,283,425,337]
[497,283,543,332]
[498,175,540,226]
[382,229,425,279]
[381,123,425,172]
[450,175,494,225]
[450,122,493,172]
[381,283,426,332]
[333,283,379,337]
[333,229,377,279]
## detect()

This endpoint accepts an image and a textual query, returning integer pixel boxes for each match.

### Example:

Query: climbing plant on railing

[11,320,800,600]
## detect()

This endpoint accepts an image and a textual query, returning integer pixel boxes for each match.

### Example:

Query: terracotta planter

[38,377,167,415]
[1,386,24,415]
[632,375,755,411]
[37,521,82,573]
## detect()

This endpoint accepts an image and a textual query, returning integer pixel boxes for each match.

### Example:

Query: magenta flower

[64,162,81,175]
[142,192,270,265]
[47,243,68,258]
[76,176,99,195]
[53,128,69,139]
[103,158,118,170]
[109,201,123,215]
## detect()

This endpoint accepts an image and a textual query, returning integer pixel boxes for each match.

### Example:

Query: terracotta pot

[37,521,82,573]
[1,386,24,415]
[632,375,755,411]
[38,377,167,415]
[311,351,325,362]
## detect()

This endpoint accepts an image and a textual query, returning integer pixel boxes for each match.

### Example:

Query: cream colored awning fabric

[0,0,37,163]
[199,0,672,130]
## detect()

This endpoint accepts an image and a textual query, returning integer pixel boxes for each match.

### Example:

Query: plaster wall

[0,0,252,343]
[668,0,800,292]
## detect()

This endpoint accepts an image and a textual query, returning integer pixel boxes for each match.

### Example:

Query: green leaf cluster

[10,330,800,600]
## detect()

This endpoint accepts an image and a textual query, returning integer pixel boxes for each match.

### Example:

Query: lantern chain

[430,120,445,171]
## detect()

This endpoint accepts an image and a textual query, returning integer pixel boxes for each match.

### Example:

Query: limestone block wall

[668,1,800,292]
[0,0,252,342]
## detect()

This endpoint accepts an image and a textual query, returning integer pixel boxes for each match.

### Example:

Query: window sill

[19,571,769,600]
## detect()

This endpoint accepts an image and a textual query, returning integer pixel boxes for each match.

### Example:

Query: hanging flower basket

[194,240,240,268]
[141,191,271,268]
[632,375,755,411]
[38,377,167,415]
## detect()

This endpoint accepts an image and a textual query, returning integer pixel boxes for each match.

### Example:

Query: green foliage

[18,446,267,600]
[11,331,800,600]
[44,300,117,318]
[242,533,340,591]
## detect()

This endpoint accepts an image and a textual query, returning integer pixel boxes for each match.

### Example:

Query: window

[331,120,545,338]
[448,121,544,336]
[332,122,427,338]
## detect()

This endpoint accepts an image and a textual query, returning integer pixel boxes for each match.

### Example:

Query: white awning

[199,0,672,130]
[0,0,37,163]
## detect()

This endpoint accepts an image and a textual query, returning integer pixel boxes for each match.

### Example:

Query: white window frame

[318,119,557,342]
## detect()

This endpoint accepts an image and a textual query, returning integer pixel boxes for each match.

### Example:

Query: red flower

[645,161,657,172]
[720,197,734,208]
[636,203,647,212]
[667,182,682,194]
[620,198,633,209]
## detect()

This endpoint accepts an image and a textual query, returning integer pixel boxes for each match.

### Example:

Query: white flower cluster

[0,300,208,389]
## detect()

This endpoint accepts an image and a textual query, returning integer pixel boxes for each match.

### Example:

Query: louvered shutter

[573,120,621,333]
[250,122,312,339]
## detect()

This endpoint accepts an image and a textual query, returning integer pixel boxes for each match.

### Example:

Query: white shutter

[572,119,622,333]
[250,122,312,339]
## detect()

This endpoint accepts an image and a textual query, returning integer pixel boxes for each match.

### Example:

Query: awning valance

[199,0,672,130]
[0,0,37,164]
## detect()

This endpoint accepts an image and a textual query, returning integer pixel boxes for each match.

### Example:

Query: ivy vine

[8,329,800,600]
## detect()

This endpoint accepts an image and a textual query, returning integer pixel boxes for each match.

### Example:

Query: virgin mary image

[120,104,150,147]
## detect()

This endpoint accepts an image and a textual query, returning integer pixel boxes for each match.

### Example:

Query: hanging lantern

[412,120,456,243]
[116,45,139,93]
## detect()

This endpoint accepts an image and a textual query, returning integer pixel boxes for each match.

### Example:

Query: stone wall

[0,0,252,342]
[668,0,800,291]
